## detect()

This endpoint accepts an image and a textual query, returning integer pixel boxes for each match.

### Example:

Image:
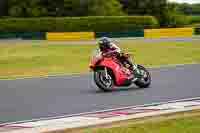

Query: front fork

[129,57,138,71]
[129,58,144,77]
[104,67,109,79]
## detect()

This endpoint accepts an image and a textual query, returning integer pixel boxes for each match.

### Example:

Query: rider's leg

[125,59,134,70]
[117,54,127,68]
[118,54,141,75]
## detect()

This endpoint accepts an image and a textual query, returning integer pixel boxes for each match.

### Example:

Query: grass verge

[0,40,200,79]
[46,109,200,133]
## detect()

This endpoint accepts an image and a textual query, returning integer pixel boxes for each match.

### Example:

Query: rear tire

[94,69,114,92]
[135,65,151,88]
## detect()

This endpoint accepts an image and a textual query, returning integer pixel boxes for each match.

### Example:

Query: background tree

[8,0,124,17]
[0,0,7,17]
[177,3,200,15]
[87,0,124,16]
[64,0,88,16]
[6,0,198,28]
[8,0,48,17]
[119,0,173,26]
[41,0,63,16]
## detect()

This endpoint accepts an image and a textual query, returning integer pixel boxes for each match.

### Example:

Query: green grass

[83,111,200,133]
[0,40,200,79]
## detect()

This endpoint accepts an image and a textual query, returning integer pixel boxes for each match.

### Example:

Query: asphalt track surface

[0,64,200,124]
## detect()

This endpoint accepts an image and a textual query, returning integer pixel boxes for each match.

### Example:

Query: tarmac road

[0,64,200,124]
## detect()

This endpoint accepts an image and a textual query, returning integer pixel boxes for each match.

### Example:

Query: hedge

[0,16,159,32]
[188,16,200,24]
[168,14,191,28]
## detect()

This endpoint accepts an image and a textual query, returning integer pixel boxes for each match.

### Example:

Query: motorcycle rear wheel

[134,65,151,88]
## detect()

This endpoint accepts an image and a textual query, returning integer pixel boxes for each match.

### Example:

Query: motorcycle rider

[98,37,141,77]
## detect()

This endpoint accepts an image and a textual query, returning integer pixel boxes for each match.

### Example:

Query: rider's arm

[111,43,121,53]
[102,43,121,57]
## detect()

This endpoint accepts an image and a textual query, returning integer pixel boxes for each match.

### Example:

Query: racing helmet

[98,37,112,50]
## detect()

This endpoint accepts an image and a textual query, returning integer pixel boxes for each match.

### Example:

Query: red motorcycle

[89,49,151,92]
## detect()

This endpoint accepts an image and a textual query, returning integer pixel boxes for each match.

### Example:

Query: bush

[8,5,24,17]
[188,16,200,24]
[0,16,159,32]
[165,14,190,27]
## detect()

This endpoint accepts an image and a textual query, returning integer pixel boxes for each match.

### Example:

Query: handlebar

[121,53,133,58]
[102,51,117,57]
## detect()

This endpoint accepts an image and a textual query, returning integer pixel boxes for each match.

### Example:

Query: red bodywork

[90,50,131,86]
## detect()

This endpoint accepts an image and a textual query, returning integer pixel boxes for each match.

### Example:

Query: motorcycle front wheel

[94,69,114,92]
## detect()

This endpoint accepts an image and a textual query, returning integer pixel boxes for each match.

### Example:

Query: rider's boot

[133,65,142,76]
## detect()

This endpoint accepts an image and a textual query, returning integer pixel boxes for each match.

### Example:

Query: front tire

[135,65,151,88]
[94,69,114,92]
